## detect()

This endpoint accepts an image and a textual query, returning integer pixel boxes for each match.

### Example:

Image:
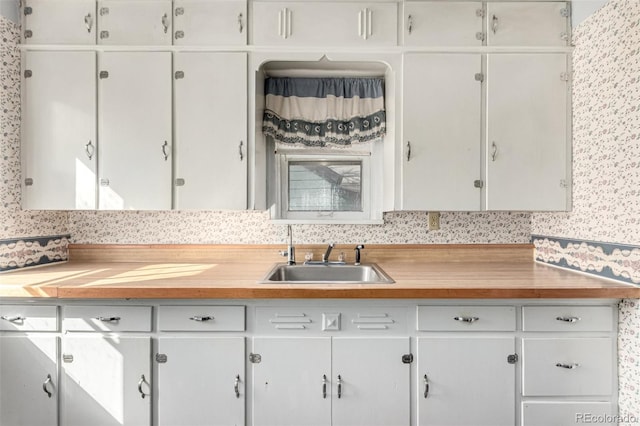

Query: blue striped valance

[262,77,386,147]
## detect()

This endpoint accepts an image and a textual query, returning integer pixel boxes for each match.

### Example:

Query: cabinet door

[97,0,172,45]
[417,337,515,426]
[0,336,58,426]
[157,337,245,426]
[332,337,410,426]
[486,53,569,211]
[22,50,97,209]
[23,0,96,44]
[252,337,331,426]
[522,401,616,426]
[61,336,151,426]
[403,2,483,46]
[174,52,247,209]
[173,0,246,45]
[252,2,397,46]
[402,54,482,210]
[486,2,569,46]
[98,52,172,210]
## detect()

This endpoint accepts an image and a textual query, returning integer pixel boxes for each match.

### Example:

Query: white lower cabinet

[156,337,245,426]
[61,335,152,426]
[522,401,616,426]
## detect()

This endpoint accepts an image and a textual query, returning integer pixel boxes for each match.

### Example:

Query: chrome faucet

[284,225,295,265]
[322,243,335,263]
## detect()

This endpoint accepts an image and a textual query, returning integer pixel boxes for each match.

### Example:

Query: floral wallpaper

[532,0,640,422]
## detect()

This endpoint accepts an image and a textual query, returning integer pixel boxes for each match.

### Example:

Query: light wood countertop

[1,244,638,299]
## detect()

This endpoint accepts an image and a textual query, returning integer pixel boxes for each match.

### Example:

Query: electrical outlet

[428,212,440,230]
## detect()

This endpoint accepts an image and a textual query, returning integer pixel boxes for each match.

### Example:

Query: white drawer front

[158,306,245,331]
[522,401,616,426]
[0,305,57,331]
[417,306,516,331]
[522,306,614,332]
[63,306,152,332]
[522,338,613,396]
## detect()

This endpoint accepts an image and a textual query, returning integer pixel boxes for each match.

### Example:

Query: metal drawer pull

[454,316,480,323]
[406,141,411,162]
[491,14,498,34]
[95,316,120,322]
[423,374,430,398]
[1,315,25,322]
[43,374,53,398]
[407,14,413,34]
[161,13,169,34]
[322,374,327,399]
[337,375,343,399]
[238,13,243,33]
[239,140,244,161]
[85,140,94,160]
[491,141,498,161]
[556,316,581,323]
[234,375,240,398]
[84,13,93,33]
[189,315,213,322]
[138,374,150,398]
[556,363,580,369]
[162,141,169,161]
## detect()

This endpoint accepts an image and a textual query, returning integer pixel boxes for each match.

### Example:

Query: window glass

[288,161,362,212]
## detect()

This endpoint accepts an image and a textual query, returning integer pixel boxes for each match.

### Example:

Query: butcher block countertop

[1,244,638,299]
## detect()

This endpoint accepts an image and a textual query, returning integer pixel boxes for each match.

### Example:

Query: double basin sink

[260,263,395,284]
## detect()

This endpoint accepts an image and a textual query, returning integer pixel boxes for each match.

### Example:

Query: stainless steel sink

[260,263,395,284]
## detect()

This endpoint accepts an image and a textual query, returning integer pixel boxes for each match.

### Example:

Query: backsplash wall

[532,0,640,422]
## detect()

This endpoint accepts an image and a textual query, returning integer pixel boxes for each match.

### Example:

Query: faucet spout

[286,225,296,265]
[323,243,335,263]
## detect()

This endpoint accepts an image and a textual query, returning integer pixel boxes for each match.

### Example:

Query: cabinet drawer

[522,306,614,332]
[522,401,615,426]
[417,306,515,331]
[63,306,152,332]
[522,338,613,396]
[0,305,57,331]
[158,306,245,331]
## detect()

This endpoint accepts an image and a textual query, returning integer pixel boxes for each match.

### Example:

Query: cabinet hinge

[474,73,484,82]
[175,178,185,186]
[175,31,185,40]
[62,354,74,363]
[24,177,33,186]
[175,7,184,16]
[99,6,109,16]
[249,353,262,364]
[100,178,110,186]
[24,70,32,78]
[99,71,109,79]
[475,32,485,42]
[23,6,32,15]
[560,72,570,82]
[560,179,568,188]
[155,353,168,363]
[402,354,413,364]
[174,71,185,79]
[474,179,483,188]
[475,8,484,18]
[24,30,33,39]
[100,30,109,39]
[507,354,518,364]
[560,4,571,18]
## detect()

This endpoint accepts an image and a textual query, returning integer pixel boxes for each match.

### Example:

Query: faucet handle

[354,244,365,265]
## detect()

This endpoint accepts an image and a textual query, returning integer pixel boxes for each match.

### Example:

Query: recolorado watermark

[576,413,639,424]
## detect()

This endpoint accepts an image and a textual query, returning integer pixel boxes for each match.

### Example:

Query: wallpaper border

[532,235,640,286]
[0,234,70,272]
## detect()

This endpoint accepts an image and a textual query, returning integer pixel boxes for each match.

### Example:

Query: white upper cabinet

[173,52,247,209]
[22,51,97,209]
[23,0,96,44]
[402,53,482,211]
[98,52,172,210]
[486,2,569,46]
[486,53,569,211]
[252,2,397,46]
[173,0,247,45]
[97,0,172,45]
[403,2,483,46]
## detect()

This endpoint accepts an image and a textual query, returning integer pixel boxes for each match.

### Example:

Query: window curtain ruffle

[262,77,386,147]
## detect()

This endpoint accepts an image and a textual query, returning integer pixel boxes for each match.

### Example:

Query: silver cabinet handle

[406,141,411,162]
[84,13,93,33]
[491,14,498,34]
[162,141,169,161]
[239,141,244,161]
[454,316,479,323]
[95,316,120,322]
[238,13,244,33]
[407,14,413,35]
[423,374,429,398]
[189,315,213,322]
[138,374,150,399]
[161,13,169,34]
[234,375,240,398]
[43,374,53,398]
[85,140,94,160]
[556,363,580,369]
[491,141,498,161]
[337,375,343,399]
[556,316,581,323]
[322,374,327,399]
[1,315,25,322]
